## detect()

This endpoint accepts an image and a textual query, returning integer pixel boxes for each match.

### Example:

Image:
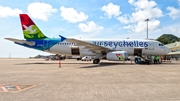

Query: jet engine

[106,51,128,61]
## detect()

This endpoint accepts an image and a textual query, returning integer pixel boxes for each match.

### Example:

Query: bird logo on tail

[19,14,48,40]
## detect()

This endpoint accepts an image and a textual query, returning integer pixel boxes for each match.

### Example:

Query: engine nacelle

[106,51,128,61]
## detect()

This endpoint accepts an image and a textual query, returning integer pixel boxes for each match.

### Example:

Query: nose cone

[165,47,171,54]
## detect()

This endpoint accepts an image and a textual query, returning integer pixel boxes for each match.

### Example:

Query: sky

[0,0,180,58]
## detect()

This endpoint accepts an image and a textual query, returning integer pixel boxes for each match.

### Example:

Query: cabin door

[134,48,142,56]
[71,47,80,55]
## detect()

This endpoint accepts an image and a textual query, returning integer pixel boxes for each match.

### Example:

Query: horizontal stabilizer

[5,38,35,46]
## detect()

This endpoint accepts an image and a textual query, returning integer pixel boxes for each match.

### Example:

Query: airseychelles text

[92,40,148,48]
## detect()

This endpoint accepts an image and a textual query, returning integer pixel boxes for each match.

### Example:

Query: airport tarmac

[0,58,180,101]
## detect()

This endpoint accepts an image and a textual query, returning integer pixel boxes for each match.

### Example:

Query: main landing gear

[93,59,100,64]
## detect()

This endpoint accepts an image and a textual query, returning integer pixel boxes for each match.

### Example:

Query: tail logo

[116,54,124,60]
[23,25,37,34]
[20,14,47,39]
[23,24,45,39]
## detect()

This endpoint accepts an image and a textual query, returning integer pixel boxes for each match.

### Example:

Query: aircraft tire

[134,58,139,64]
[147,61,150,65]
[93,59,100,64]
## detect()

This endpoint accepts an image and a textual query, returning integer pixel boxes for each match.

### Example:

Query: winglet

[59,35,66,42]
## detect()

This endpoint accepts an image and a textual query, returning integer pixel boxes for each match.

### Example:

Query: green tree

[156,34,179,45]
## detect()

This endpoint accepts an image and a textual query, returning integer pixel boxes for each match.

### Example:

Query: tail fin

[19,14,48,40]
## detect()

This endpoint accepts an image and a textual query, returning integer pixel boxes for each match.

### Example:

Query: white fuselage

[48,39,170,56]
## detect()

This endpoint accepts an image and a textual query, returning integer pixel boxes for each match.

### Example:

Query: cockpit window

[159,43,164,46]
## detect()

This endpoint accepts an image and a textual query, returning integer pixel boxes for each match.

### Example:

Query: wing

[66,38,110,53]
[5,38,35,46]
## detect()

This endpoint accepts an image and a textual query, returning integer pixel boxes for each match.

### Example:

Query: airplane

[5,14,170,64]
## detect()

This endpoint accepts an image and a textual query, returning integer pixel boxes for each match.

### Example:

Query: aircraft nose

[165,47,171,54]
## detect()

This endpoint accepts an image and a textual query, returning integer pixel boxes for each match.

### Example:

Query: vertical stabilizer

[19,14,48,40]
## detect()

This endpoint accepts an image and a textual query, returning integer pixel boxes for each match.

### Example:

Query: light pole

[145,19,149,39]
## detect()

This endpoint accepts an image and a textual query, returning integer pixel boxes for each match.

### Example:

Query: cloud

[117,14,132,24]
[101,2,121,18]
[165,26,180,34]
[118,0,163,33]
[60,6,88,23]
[167,6,180,19]
[78,21,103,33]
[135,20,160,33]
[132,0,157,10]
[122,0,163,23]
[128,0,135,5]
[123,25,132,29]
[0,6,23,18]
[131,8,163,22]
[124,19,160,33]
[27,2,57,21]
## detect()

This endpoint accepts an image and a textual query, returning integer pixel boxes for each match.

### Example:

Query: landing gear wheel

[93,59,100,64]
[146,60,150,65]
[134,58,139,64]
